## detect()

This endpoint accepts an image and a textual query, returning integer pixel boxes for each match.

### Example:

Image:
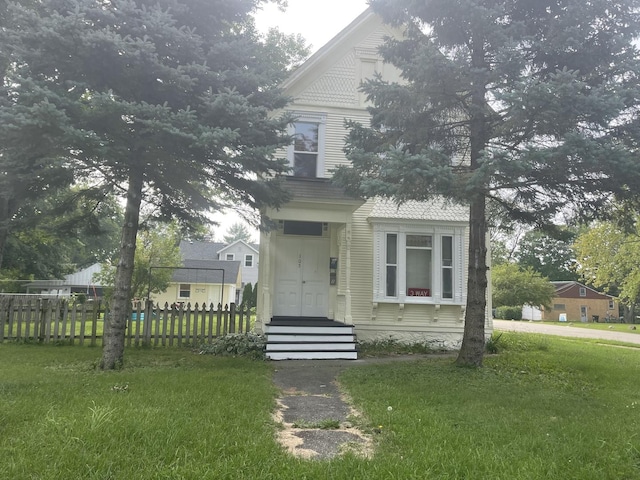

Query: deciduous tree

[334,0,640,366]
[96,224,182,301]
[515,229,579,282]
[492,262,555,310]
[574,221,640,322]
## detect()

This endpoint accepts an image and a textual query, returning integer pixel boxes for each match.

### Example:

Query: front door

[274,236,329,317]
[580,305,588,323]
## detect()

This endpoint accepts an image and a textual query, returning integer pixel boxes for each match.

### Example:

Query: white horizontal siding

[349,201,375,324]
[323,111,370,175]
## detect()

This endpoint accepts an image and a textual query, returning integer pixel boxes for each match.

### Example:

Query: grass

[2,334,640,479]
[538,320,640,334]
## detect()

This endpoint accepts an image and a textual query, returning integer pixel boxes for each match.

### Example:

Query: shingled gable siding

[296,28,398,109]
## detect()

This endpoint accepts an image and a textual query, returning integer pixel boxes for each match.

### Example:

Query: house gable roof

[551,281,613,300]
[179,240,226,261]
[281,8,402,101]
[217,239,259,255]
[171,259,240,284]
[26,263,103,289]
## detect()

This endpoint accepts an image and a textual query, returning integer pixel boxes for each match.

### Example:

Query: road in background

[493,319,640,346]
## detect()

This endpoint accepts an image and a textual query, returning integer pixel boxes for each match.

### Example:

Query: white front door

[274,236,329,317]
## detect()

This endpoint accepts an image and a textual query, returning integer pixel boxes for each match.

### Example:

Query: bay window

[375,224,465,304]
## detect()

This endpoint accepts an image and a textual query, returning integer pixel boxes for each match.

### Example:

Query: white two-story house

[256,9,491,359]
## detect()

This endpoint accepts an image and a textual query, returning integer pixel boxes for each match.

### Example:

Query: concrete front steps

[265,317,357,360]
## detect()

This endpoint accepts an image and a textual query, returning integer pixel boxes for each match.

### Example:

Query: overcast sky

[255,0,370,54]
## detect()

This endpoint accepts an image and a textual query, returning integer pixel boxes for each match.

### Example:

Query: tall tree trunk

[0,200,9,272]
[456,196,488,367]
[456,32,489,367]
[0,193,16,274]
[100,165,144,370]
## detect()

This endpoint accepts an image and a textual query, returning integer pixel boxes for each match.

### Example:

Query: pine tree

[223,222,253,244]
[1,0,305,368]
[335,0,640,366]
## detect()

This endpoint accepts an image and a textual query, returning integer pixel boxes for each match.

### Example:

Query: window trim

[244,254,254,268]
[287,111,326,178]
[225,253,235,261]
[373,222,466,305]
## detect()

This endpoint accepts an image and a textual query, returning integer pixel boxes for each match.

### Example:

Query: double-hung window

[374,224,465,304]
[179,284,191,299]
[288,112,326,178]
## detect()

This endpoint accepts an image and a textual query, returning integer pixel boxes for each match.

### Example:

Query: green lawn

[1,334,640,479]
[538,320,640,334]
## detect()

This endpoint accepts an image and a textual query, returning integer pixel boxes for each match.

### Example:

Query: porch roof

[282,177,363,205]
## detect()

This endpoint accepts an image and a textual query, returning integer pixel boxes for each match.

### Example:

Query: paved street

[493,319,640,345]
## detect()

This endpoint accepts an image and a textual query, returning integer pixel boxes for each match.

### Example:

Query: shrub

[198,333,266,360]
[241,283,254,308]
[495,306,523,320]
[357,338,445,357]
[485,332,503,354]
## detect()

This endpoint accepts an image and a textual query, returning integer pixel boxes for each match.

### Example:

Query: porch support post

[258,230,272,332]
[345,221,353,324]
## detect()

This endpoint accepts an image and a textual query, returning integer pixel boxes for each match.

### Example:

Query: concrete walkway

[272,355,439,460]
[493,319,640,345]
[272,359,371,460]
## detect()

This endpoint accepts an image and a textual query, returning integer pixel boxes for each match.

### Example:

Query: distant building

[541,281,618,322]
[25,263,104,299]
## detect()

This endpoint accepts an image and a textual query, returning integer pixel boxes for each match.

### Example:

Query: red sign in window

[408,288,430,297]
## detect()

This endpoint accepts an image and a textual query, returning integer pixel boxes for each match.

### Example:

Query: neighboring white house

[256,8,491,359]
[25,263,104,299]
[216,240,259,294]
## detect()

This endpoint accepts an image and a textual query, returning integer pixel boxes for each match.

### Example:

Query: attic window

[579,287,586,297]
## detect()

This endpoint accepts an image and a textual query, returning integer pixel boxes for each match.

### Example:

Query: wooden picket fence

[0,298,253,346]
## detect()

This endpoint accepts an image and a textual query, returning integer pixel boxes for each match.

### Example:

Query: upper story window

[579,286,586,297]
[244,254,254,267]
[373,223,466,304]
[288,112,326,178]
[225,253,235,261]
